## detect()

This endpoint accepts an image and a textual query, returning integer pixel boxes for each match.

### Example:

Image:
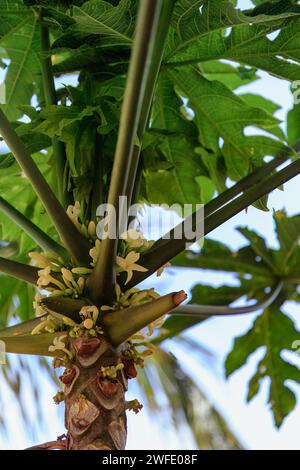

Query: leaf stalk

[0,196,68,259]
[0,109,91,266]
[88,0,164,304]
[127,157,300,287]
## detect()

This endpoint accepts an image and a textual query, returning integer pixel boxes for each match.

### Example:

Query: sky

[0,0,300,451]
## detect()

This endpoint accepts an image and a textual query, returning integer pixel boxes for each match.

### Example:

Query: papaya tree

[0,0,300,450]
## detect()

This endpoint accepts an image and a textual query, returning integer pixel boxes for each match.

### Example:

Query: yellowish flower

[83,318,94,330]
[141,239,155,251]
[115,283,122,302]
[31,317,47,335]
[130,334,145,341]
[121,229,154,251]
[61,267,75,286]
[116,251,148,285]
[121,229,145,249]
[29,252,51,269]
[100,305,114,311]
[60,316,77,327]
[129,290,152,305]
[79,305,99,324]
[101,363,124,379]
[89,239,101,266]
[33,293,46,316]
[48,335,72,358]
[66,201,81,230]
[147,315,165,336]
[37,267,65,291]
[31,314,61,335]
[72,267,92,275]
[120,287,140,304]
[77,277,85,294]
[88,221,96,238]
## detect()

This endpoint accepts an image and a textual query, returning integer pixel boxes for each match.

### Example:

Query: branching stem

[125,0,177,208]
[0,196,68,259]
[88,0,164,304]
[39,8,68,208]
[0,257,39,285]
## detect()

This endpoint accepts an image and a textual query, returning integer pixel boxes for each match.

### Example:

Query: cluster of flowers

[67,201,170,282]
[29,202,171,366]
[66,201,97,243]
[31,305,104,365]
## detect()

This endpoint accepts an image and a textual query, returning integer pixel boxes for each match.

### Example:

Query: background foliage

[0,0,299,448]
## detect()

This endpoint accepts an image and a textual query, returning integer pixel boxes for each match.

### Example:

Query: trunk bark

[62,335,129,450]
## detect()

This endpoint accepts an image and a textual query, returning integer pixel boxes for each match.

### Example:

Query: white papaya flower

[116,251,148,285]
[89,239,101,265]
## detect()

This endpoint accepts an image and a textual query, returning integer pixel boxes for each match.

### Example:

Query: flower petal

[116,256,126,269]
[125,270,133,285]
[127,251,140,264]
[131,263,148,273]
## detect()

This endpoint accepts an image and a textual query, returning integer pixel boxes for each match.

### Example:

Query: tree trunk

[62,335,129,450]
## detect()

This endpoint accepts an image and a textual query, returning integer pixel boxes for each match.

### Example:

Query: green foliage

[139,347,242,450]
[0,1,41,120]
[144,76,207,206]
[225,304,300,428]
[0,0,297,213]
[166,0,300,81]
[0,0,299,444]
[167,65,288,180]
[167,211,300,427]
[67,0,134,45]
[0,275,35,329]
[287,88,300,146]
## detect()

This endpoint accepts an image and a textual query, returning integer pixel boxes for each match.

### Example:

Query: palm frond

[138,347,243,450]
[0,355,58,443]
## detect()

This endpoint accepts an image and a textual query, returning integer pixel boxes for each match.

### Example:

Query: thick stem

[126,157,300,288]
[1,332,62,356]
[41,296,89,317]
[64,336,128,450]
[204,159,300,233]
[39,9,68,208]
[91,134,104,220]
[0,257,39,285]
[125,0,177,209]
[0,317,43,338]
[88,0,163,305]
[203,149,298,217]
[0,195,68,259]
